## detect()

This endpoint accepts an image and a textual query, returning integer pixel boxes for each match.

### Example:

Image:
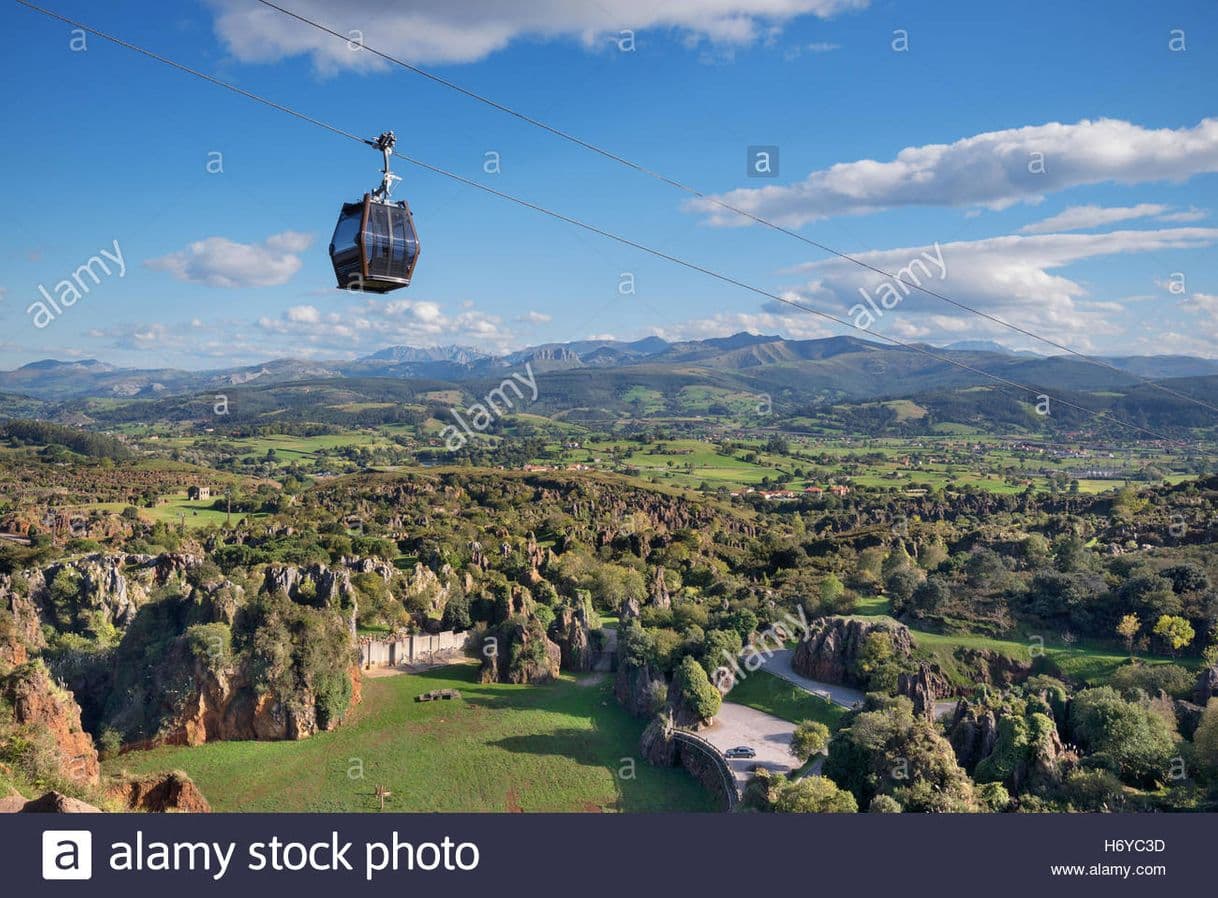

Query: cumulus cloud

[688,118,1218,226]
[146,231,314,288]
[777,227,1218,348]
[206,0,866,70]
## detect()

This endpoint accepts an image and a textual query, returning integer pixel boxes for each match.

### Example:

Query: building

[187,485,211,501]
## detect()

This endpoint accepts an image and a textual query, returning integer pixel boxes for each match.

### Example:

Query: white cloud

[1157,206,1208,223]
[207,0,866,70]
[688,118,1218,226]
[778,227,1218,348]
[1018,203,1168,234]
[518,310,553,324]
[146,231,314,288]
[1181,292,1218,316]
[256,297,513,353]
[286,304,322,323]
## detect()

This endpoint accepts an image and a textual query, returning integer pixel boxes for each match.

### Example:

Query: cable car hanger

[366,130,402,201]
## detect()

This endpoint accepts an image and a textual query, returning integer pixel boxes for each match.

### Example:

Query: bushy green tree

[1069,687,1177,786]
[792,720,831,761]
[673,655,721,722]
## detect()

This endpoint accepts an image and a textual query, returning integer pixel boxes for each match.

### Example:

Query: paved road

[700,702,798,789]
[759,650,865,708]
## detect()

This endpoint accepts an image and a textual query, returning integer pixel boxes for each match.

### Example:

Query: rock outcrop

[897,663,950,719]
[1,553,199,643]
[96,583,359,747]
[0,662,100,785]
[478,615,562,684]
[17,791,102,813]
[614,657,667,718]
[955,648,1032,687]
[640,716,678,766]
[1193,665,1218,706]
[948,700,1071,795]
[262,563,355,609]
[106,771,211,813]
[948,702,1000,771]
[549,604,593,672]
[792,616,913,688]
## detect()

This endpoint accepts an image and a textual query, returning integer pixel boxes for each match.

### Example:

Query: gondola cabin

[329,193,420,292]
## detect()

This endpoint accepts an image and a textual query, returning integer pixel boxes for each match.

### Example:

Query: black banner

[4,812,1211,897]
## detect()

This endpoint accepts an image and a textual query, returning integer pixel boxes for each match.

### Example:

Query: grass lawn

[726,670,846,730]
[848,609,1185,688]
[104,663,716,813]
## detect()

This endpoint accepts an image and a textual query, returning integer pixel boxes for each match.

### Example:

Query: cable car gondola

[329,131,420,292]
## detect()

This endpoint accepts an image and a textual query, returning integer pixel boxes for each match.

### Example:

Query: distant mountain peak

[942,340,1041,358]
[20,358,113,371]
[362,345,490,365]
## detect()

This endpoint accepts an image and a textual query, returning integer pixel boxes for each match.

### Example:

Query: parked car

[724,746,756,759]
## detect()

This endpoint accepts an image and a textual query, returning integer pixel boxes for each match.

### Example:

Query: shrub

[1111,663,1195,700]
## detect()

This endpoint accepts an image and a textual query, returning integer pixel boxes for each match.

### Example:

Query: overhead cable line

[251,0,1218,419]
[13,0,1187,445]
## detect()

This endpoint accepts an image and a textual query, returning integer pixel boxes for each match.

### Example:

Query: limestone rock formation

[897,663,950,719]
[792,616,913,688]
[478,615,562,684]
[614,657,667,718]
[262,563,355,608]
[95,582,359,747]
[549,603,594,672]
[948,701,1000,771]
[1,552,199,643]
[649,567,671,609]
[948,699,1071,795]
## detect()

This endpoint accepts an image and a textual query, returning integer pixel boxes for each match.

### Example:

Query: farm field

[106,663,717,813]
[527,434,1199,496]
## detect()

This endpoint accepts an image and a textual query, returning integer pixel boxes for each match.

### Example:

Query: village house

[187,485,212,501]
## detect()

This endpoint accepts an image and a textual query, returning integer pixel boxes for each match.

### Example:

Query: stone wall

[359,630,466,669]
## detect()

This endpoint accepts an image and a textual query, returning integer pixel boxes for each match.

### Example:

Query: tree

[818,573,845,612]
[1068,687,1177,786]
[1152,615,1195,657]
[744,771,857,813]
[1116,614,1140,657]
[1193,699,1218,778]
[791,720,831,762]
[673,655,722,723]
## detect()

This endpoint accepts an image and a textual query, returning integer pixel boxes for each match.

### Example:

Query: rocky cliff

[0,661,100,786]
[792,616,914,688]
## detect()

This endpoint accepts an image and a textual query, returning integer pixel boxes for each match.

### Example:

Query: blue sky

[2,0,1217,369]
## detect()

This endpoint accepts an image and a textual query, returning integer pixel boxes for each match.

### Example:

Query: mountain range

[3,334,1218,436]
[4,334,1217,403]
